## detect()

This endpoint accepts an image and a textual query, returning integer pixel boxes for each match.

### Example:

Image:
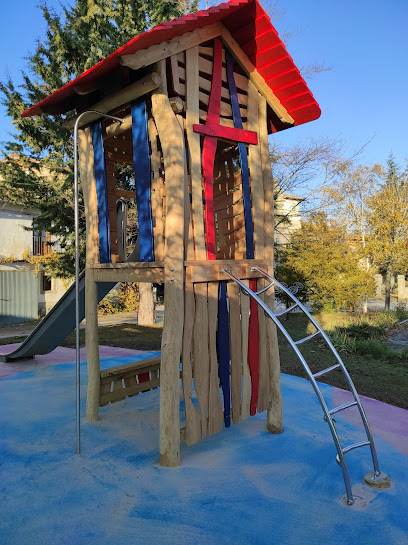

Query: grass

[278,311,408,410]
[1,310,407,410]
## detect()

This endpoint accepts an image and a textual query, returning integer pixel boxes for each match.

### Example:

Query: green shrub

[98,283,139,315]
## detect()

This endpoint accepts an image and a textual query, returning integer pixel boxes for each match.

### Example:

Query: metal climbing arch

[223,266,390,505]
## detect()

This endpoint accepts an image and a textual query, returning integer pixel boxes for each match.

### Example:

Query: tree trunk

[138,283,154,325]
[384,268,392,311]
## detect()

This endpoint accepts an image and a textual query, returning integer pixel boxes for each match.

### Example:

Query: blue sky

[0,0,407,168]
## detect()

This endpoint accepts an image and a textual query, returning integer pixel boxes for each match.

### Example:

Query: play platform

[0,346,407,545]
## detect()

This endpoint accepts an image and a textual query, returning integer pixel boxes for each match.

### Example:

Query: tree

[277,213,375,312]
[0,0,197,277]
[366,155,408,310]
[321,162,382,311]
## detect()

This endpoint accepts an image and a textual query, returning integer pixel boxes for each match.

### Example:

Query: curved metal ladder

[223,266,388,505]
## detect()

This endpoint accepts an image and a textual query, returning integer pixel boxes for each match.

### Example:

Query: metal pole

[73,111,124,455]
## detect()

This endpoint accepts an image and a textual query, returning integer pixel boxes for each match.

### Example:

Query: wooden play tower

[23,0,321,467]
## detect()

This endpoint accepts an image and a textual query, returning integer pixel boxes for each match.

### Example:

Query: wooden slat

[185,259,268,283]
[199,110,247,130]
[213,187,243,211]
[176,77,248,107]
[170,53,184,96]
[120,22,224,71]
[220,25,294,125]
[193,282,210,438]
[100,377,161,405]
[151,60,185,467]
[217,212,245,235]
[197,55,248,92]
[227,281,242,425]
[259,95,283,433]
[199,91,247,119]
[181,273,201,445]
[207,281,223,435]
[240,280,251,420]
[185,46,206,260]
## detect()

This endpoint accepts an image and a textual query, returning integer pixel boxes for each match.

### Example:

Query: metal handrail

[74,111,124,455]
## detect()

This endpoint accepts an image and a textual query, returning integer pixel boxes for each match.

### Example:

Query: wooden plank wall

[92,37,281,447]
[172,39,278,445]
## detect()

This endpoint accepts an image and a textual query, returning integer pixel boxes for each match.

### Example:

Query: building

[0,199,66,323]
[274,192,303,246]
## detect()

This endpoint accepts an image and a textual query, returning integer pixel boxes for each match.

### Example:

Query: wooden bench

[99,357,161,406]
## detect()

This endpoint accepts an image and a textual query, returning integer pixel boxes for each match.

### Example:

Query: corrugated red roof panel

[22,0,320,129]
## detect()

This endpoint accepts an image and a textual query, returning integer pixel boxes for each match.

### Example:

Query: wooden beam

[78,127,100,422]
[259,95,283,434]
[115,188,135,200]
[65,72,161,129]
[220,25,294,125]
[120,22,224,72]
[185,259,268,283]
[104,115,132,139]
[185,46,206,261]
[151,60,185,467]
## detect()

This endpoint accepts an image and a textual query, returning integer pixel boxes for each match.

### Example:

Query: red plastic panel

[193,124,258,144]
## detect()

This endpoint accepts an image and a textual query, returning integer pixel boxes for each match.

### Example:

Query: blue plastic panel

[91,122,111,263]
[132,99,154,262]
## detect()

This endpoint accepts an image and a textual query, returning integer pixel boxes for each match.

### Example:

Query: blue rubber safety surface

[0,355,407,545]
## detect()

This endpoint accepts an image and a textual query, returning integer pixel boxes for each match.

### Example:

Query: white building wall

[0,202,37,259]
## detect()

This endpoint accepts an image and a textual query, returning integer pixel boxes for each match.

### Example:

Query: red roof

[22,0,320,128]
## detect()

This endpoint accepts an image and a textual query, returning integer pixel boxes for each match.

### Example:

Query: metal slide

[223,266,390,505]
[0,272,117,363]
[1,206,137,363]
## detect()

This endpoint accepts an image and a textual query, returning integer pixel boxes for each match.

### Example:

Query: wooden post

[78,127,101,422]
[247,81,269,413]
[151,60,185,467]
[259,96,283,434]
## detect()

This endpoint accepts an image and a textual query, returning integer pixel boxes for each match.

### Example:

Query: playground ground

[0,343,407,545]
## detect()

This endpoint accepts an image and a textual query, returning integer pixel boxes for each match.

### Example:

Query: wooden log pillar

[78,127,101,422]
[151,60,185,467]
[259,96,283,434]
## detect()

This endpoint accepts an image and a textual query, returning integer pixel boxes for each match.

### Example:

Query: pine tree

[0,0,197,277]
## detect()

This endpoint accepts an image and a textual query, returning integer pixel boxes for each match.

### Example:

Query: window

[33,229,51,256]
[41,274,52,293]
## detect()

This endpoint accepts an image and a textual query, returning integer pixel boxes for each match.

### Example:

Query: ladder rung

[254,282,274,296]
[273,303,298,317]
[313,363,341,378]
[295,331,320,345]
[329,401,358,416]
[342,441,371,454]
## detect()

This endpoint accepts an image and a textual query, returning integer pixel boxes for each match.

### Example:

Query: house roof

[22,0,320,129]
